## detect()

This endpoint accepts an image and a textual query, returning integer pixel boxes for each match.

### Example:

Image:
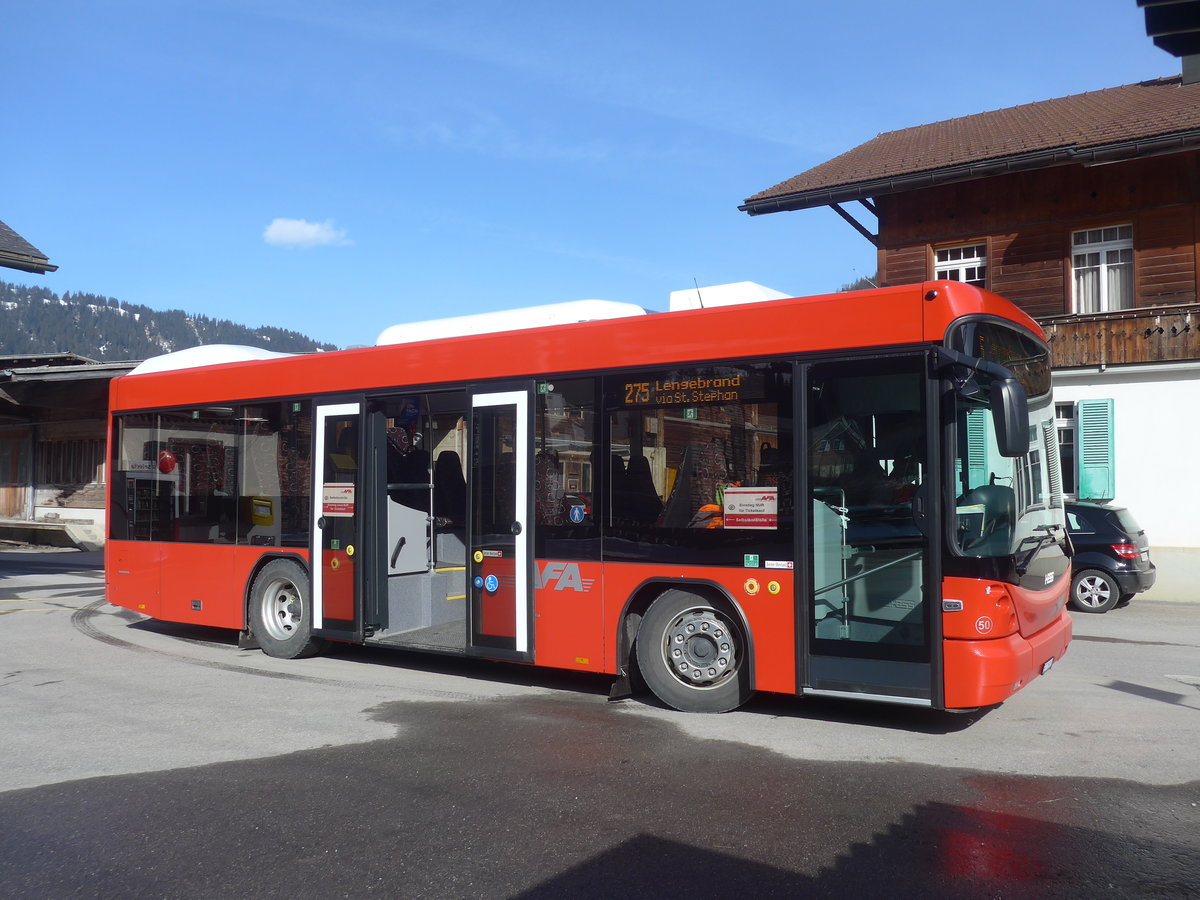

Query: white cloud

[263,218,352,248]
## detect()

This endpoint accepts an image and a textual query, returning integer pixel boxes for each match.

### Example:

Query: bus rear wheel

[250,559,326,659]
[635,590,752,713]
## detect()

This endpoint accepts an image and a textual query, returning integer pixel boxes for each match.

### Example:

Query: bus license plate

[1041,658,1055,675]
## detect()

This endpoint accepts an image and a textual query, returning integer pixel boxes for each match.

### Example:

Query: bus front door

[805,356,937,706]
[468,390,532,661]
[311,400,365,642]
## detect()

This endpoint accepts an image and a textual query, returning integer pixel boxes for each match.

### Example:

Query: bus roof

[111,281,1044,411]
[128,344,296,376]
[375,299,650,346]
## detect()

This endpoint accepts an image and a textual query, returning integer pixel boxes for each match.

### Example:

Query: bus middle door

[467,388,533,661]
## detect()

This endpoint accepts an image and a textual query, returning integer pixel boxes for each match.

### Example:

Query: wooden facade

[876,150,1200,364]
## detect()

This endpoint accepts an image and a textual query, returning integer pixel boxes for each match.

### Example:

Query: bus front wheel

[635,590,752,713]
[250,559,326,659]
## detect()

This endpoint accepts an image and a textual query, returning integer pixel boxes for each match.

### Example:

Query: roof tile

[746,76,1200,205]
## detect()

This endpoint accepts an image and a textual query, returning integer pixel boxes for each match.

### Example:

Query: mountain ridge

[0,278,338,361]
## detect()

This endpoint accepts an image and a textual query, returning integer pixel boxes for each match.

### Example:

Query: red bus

[106,280,1072,713]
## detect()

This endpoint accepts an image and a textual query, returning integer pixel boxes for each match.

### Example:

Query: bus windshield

[950,320,1063,558]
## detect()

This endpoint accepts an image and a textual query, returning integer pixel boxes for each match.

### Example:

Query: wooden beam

[829,202,878,247]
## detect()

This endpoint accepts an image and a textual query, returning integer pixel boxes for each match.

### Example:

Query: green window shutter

[966,409,989,488]
[1077,399,1115,501]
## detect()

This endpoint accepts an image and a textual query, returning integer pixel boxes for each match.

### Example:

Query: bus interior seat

[619,455,663,524]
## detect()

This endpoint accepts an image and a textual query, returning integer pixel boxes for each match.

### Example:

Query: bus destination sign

[620,369,763,407]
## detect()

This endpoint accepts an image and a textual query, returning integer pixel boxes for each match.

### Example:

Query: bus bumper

[942,610,1073,709]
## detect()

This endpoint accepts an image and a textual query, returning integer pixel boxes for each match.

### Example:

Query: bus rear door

[312,399,365,642]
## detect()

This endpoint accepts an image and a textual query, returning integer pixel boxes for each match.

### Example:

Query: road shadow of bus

[326,640,990,733]
[124,618,990,734]
[127,618,243,648]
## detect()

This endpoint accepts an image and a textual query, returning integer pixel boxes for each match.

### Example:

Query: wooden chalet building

[741,75,1200,548]
[1,219,136,548]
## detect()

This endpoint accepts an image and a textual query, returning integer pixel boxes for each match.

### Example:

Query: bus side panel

[155,544,238,627]
[109,543,310,631]
[107,540,163,619]
[737,569,796,694]
[600,563,797,696]
[532,560,605,673]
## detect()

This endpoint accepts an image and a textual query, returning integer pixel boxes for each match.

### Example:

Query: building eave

[0,250,58,274]
[739,128,1200,216]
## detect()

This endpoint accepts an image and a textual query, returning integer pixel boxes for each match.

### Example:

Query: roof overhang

[0,361,139,385]
[0,361,139,418]
[0,219,58,274]
[0,249,58,274]
[739,128,1200,216]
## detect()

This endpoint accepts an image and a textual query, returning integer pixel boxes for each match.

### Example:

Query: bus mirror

[991,377,1028,458]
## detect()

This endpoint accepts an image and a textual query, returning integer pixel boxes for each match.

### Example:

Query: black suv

[1065,501,1157,613]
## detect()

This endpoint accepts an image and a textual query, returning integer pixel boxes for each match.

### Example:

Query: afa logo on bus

[535,562,596,593]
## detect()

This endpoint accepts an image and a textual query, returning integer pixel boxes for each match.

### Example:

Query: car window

[1068,510,1095,532]
[1112,508,1142,535]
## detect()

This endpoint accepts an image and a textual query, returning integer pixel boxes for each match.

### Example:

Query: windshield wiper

[1016,524,1064,576]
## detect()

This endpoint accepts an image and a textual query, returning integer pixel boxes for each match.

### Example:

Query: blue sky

[2,1,1176,349]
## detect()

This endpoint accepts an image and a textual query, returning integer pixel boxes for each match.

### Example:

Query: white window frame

[1055,402,1076,498]
[934,242,987,287]
[1071,225,1133,314]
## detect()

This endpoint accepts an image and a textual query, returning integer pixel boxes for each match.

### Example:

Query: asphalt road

[1,549,1197,898]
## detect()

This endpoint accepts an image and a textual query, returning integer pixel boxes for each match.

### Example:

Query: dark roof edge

[0,250,58,274]
[0,361,140,383]
[739,128,1200,216]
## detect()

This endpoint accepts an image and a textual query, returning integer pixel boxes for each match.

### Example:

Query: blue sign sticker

[484,574,499,593]
[569,505,586,524]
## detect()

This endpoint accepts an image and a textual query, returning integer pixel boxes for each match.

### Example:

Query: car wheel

[1069,569,1119,614]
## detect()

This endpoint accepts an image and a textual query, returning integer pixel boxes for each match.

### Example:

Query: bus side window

[603,363,793,565]
[534,379,599,559]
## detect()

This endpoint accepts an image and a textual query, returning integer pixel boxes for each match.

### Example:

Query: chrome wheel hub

[664,609,737,687]
[262,578,302,639]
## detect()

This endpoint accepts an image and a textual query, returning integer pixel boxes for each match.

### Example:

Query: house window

[1072,225,1133,313]
[1055,403,1076,496]
[935,243,987,286]
[37,438,106,486]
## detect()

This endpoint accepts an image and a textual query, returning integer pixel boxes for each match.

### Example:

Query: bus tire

[634,589,752,713]
[249,559,326,659]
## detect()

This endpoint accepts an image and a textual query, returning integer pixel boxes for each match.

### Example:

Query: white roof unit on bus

[375,298,651,346]
[128,344,296,376]
[668,281,792,312]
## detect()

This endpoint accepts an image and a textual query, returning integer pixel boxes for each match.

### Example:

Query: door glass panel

[808,357,929,663]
